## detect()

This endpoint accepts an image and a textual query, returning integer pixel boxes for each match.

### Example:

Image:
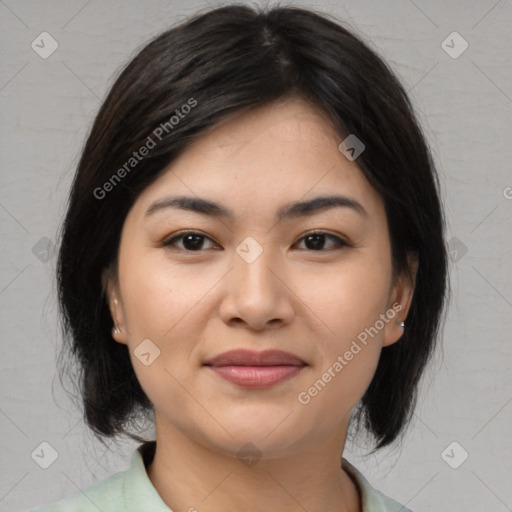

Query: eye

[161,230,349,253]
[161,231,219,252]
[294,231,349,251]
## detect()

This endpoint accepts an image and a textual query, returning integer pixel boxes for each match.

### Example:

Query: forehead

[129,98,386,224]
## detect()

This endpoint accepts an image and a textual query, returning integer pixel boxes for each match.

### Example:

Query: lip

[204,349,307,389]
[204,349,306,367]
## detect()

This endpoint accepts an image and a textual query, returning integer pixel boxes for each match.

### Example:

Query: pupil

[184,234,203,250]
[306,234,324,250]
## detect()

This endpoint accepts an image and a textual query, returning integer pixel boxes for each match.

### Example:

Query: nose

[218,247,295,332]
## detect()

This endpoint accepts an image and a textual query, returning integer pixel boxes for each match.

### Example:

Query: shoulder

[29,441,169,512]
[28,469,126,512]
[342,458,415,512]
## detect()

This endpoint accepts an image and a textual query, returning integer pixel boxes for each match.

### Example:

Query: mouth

[203,349,307,389]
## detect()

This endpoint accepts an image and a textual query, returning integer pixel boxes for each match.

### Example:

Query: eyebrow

[144,194,368,222]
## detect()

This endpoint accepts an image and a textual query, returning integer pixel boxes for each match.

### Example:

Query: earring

[111,297,120,336]
[397,321,405,328]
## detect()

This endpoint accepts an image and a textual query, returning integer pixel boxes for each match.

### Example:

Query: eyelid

[160,230,220,250]
[160,229,350,252]
[296,230,350,249]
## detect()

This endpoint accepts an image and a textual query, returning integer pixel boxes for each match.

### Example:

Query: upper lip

[204,349,306,367]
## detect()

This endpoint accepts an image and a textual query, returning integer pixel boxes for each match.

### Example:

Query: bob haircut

[56,3,449,451]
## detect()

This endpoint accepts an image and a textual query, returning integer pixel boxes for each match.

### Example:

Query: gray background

[1,0,511,511]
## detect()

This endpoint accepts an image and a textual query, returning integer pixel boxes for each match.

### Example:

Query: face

[107,97,416,459]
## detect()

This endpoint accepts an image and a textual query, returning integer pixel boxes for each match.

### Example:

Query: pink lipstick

[204,349,306,389]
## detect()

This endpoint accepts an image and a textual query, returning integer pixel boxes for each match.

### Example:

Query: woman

[32,4,449,511]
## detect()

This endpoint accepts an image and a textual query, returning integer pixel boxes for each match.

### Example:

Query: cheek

[119,252,205,338]
[299,255,391,339]
[295,257,389,409]
[298,335,382,422]
[118,253,216,390]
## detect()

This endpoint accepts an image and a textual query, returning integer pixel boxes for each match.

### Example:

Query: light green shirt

[31,441,413,512]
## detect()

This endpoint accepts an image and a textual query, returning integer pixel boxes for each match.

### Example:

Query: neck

[145,419,361,512]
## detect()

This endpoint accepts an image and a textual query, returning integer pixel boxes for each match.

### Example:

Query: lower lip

[207,365,304,388]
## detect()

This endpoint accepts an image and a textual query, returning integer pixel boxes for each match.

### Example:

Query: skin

[107,96,417,512]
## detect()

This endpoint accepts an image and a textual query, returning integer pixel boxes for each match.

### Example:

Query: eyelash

[160,230,350,253]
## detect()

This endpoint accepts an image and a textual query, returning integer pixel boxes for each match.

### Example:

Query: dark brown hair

[56,3,449,451]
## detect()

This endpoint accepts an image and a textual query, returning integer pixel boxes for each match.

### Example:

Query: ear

[382,253,418,348]
[102,266,129,345]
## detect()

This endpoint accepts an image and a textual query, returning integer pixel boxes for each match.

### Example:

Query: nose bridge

[232,235,281,299]
[220,235,293,328]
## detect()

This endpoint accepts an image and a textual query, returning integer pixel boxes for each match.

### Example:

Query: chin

[207,413,310,454]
